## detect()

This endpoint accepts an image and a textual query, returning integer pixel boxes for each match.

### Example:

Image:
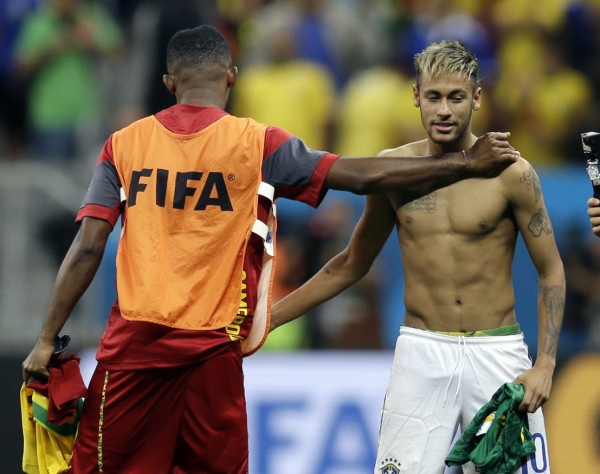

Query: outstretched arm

[22,217,113,381]
[505,160,565,413]
[325,132,517,194]
[271,193,397,330]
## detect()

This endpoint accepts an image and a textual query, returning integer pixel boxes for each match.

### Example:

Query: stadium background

[1,0,599,472]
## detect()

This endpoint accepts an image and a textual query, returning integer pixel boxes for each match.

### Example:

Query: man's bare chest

[389,179,510,236]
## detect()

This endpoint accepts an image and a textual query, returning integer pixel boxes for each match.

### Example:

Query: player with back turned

[272,40,565,474]
[21,27,518,473]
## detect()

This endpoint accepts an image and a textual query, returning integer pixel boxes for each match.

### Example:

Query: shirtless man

[271,40,565,474]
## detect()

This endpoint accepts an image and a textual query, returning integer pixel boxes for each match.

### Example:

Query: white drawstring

[443,335,466,406]
[455,336,466,398]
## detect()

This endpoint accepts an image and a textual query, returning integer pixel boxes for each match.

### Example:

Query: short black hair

[166,25,231,75]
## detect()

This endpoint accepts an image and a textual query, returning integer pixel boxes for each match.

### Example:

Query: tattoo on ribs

[403,194,436,213]
[520,171,542,202]
[540,285,564,357]
[528,208,552,237]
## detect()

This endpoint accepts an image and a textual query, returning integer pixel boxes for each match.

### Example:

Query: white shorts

[375,326,550,474]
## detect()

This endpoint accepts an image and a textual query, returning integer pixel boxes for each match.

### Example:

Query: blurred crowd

[2,0,600,352]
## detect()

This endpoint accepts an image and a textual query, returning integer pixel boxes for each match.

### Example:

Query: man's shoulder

[498,155,536,181]
[496,155,547,204]
[378,139,428,158]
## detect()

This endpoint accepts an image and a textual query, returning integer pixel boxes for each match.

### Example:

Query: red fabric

[154,104,228,134]
[76,203,120,227]
[72,346,247,473]
[27,354,86,424]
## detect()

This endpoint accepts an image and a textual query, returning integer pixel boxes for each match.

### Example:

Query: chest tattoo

[402,193,437,213]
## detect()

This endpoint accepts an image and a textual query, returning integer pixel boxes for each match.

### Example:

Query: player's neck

[177,86,227,110]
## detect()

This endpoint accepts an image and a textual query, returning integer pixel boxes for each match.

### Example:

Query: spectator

[492,0,568,33]
[493,30,592,164]
[239,0,383,91]
[232,26,336,150]
[334,66,422,156]
[15,0,123,162]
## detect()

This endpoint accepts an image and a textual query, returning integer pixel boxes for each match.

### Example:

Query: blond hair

[414,40,481,89]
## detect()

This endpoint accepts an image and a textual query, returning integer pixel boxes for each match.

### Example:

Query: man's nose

[437,98,451,115]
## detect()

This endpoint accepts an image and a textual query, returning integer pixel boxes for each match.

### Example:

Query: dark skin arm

[167,61,517,193]
[324,132,517,193]
[166,60,517,194]
[22,217,113,381]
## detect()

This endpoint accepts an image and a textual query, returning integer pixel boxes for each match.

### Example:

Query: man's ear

[472,86,482,111]
[163,74,176,95]
[412,84,420,108]
[227,66,238,88]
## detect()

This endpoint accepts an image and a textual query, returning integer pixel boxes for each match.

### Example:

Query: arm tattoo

[540,284,564,357]
[520,170,542,202]
[402,194,436,213]
[528,208,552,237]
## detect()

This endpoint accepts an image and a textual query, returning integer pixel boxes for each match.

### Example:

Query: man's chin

[431,134,457,146]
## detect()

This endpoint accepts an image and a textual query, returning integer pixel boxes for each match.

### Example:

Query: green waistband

[429,323,521,337]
